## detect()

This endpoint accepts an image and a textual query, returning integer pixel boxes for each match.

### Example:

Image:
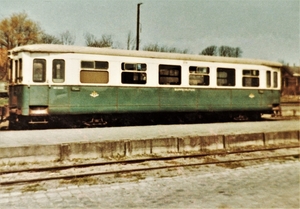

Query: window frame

[16,59,23,83]
[80,70,109,84]
[14,60,18,83]
[189,66,210,86]
[242,69,259,87]
[80,60,109,84]
[81,60,109,70]
[159,64,181,85]
[273,71,278,88]
[266,71,271,88]
[217,68,236,86]
[52,59,65,83]
[33,59,46,83]
[121,62,147,84]
[8,59,13,82]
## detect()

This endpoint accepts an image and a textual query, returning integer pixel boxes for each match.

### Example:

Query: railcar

[5,44,281,128]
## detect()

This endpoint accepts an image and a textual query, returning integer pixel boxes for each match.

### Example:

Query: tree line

[0,12,243,80]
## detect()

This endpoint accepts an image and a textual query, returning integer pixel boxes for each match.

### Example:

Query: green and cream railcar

[7,44,281,127]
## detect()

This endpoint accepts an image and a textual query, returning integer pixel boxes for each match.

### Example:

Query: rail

[1,145,298,186]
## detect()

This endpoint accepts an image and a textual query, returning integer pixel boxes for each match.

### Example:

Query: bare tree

[218,46,242,57]
[40,33,62,44]
[99,34,113,47]
[84,33,97,46]
[143,43,188,54]
[60,30,75,45]
[143,43,160,52]
[200,45,217,56]
[0,12,42,49]
[201,45,242,57]
[126,31,135,50]
[234,47,243,58]
[84,33,113,48]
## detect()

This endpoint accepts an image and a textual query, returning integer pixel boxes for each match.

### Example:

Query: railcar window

[80,60,109,84]
[273,72,278,88]
[122,63,146,71]
[266,71,271,87]
[217,68,235,86]
[8,59,12,82]
[95,61,109,69]
[33,59,46,82]
[189,66,209,86]
[14,60,18,83]
[159,64,181,85]
[52,59,65,83]
[18,59,22,82]
[242,70,259,87]
[15,59,23,83]
[121,62,147,84]
[81,61,109,69]
[81,61,94,69]
[80,71,109,83]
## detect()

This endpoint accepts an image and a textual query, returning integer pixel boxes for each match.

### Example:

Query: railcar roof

[9,44,282,67]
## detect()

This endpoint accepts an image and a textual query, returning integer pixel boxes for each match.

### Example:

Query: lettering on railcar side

[174,88,196,92]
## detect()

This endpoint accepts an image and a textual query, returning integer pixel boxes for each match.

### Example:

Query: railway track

[1,146,298,187]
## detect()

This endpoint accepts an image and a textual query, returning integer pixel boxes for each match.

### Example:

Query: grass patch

[130,172,146,180]
[4,187,14,192]
[60,176,98,186]
[203,157,219,163]
[2,161,17,167]
[217,162,245,169]
[113,172,146,181]
[21,183,46,193]
[18,161,29,166]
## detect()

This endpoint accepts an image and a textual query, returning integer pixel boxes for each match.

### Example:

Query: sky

[1,0,299,65]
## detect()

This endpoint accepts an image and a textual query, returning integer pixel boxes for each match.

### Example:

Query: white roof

[9,44,282,67]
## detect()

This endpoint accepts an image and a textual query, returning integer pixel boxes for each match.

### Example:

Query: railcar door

[48,59,69,114]
[29,59,49,108]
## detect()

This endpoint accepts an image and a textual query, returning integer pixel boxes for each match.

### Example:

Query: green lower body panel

[11,85,280,116]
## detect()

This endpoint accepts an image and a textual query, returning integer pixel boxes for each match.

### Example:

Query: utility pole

[136,3,143,51]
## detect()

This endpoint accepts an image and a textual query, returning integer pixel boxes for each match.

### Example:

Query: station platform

[0,120,299,164]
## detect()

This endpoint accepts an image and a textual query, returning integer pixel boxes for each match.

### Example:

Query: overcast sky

[1,0,299,65]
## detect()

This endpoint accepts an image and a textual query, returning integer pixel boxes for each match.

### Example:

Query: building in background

[281,66,300,96]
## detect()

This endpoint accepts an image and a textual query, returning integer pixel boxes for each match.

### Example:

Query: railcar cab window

[189,66,209,86]
[52,59,65,83]
[80,60,109,84]
[14,60,18,83]
[266,71,271,87]
[217,68,235,86]
[159,64,181,85]
[121,63,147,84]
[242,70,259,87]
[16,59,22,83]
[8,59,12,82]
[33,59,46,82]
[273,72,278,88]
